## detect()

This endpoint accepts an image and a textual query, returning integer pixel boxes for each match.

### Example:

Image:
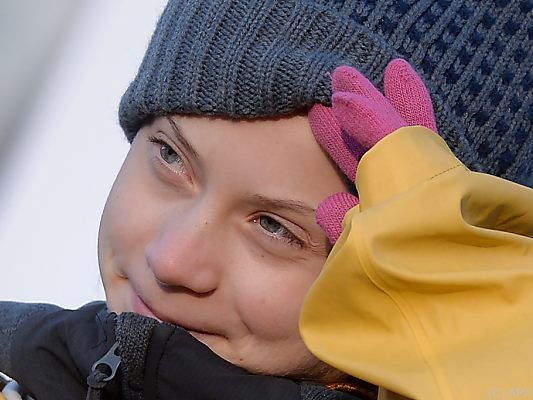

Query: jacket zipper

[86,342,121,400]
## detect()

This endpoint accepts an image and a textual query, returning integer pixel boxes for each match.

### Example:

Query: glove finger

[384,58,438,133]
[333,92,407,148]
[316,192,359,244]
[332,65,386,104]
[309,104,363,182]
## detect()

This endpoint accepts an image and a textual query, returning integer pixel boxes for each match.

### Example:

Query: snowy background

[0,0,166,308]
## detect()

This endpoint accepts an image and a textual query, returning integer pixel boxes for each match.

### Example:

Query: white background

[0,0,167,308]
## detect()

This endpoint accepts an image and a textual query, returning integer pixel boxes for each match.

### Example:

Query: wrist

[356,126,464,209]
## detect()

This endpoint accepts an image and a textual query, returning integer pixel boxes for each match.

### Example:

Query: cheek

[233,256,324,340]
[98,148,159,284]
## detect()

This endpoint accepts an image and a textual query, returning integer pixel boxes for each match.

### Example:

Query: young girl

[1,0,531,399]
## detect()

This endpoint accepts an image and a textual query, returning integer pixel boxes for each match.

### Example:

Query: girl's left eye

[254,215,303,248]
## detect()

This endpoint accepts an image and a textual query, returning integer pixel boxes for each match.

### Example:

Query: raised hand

[309,59,437,242]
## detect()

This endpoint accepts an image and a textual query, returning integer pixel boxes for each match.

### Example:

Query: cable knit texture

[119,0,532,186]
[115,313,159,400]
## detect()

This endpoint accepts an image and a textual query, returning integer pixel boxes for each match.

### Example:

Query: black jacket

[0,301,360,400]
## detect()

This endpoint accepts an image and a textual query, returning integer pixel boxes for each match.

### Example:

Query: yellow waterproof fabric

[300,126,533,400]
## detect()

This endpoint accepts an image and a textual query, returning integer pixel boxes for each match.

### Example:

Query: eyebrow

[166,116,200,161]
[164,117,315,218]
[250,194,316,216]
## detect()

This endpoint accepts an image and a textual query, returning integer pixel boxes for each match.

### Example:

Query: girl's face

[98,115,346,379]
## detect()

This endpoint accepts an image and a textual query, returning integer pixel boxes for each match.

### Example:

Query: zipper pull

[87,342,121,393]
[91,342,121,382]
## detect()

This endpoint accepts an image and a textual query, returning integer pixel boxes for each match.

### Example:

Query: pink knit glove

[309,59,438,243]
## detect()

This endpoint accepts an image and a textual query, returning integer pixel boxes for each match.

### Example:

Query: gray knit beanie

[119,0,532,187]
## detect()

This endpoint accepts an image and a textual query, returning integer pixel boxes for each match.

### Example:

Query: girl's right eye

[147,135,190,181]
[149,136,183,165]
[160,142,180,164]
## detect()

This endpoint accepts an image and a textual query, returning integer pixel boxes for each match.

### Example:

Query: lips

[131,291,224,338]
[131,291,162,322]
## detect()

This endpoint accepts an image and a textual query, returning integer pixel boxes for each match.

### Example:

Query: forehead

[152,115,346,207]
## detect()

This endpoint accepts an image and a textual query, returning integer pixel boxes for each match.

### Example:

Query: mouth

[131,291,162,322]
[131,291,223,340]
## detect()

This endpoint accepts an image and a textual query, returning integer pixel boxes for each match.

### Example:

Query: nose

[145,205,224,294]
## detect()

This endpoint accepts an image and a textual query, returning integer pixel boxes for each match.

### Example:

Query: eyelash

[148,135,188,173]
[252,215,304,249]
[149,135,304,250]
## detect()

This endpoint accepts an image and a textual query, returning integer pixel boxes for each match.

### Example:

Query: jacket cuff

[356,126,465,209]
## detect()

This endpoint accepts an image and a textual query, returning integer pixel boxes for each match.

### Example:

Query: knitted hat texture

[119,0,532,187]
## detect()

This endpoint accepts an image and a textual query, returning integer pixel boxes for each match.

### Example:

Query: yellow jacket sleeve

[300,126,533,400]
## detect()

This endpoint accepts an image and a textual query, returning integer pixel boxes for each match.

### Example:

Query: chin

[225,347,333,381]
